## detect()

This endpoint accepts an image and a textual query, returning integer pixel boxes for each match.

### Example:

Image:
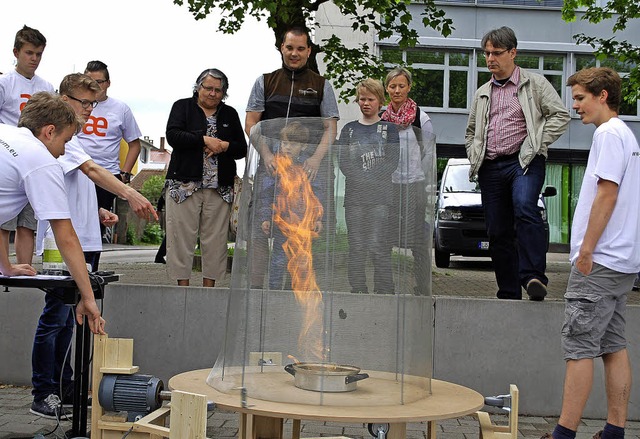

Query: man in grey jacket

[465,26,570,301]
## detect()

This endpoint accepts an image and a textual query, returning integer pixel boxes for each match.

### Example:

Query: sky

[0,0,282,148]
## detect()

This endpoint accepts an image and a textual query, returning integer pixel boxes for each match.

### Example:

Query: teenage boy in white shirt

[30,74,157,419]
[0,26,54,266]
[81,60,142,240]
[544,67,640,439]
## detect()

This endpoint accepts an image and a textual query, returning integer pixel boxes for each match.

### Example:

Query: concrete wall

[2,284,639,419]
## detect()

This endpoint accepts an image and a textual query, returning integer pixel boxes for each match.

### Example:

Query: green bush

[141,223,164,245]
[126,225,137,245]
[140,175,166,206]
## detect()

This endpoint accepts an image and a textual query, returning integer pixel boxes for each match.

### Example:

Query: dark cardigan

[165,96,247,185]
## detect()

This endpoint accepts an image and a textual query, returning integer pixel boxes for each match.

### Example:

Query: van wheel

[434,248,450,268]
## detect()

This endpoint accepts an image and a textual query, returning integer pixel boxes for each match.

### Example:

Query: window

[476,52,565,97]
[381,48,470,110]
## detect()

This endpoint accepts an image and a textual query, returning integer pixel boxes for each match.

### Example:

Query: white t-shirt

[0,70,55,126]
[75,96,142,173]
[36,137,102,253]
[570,117,640,273]
[0,124,70,224]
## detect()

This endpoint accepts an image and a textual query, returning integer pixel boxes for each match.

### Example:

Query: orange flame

[272,154,324,362]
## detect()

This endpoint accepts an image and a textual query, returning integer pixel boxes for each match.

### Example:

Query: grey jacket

[465,67,570,179]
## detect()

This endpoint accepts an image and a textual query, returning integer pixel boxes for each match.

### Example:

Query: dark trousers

[391,182,430,296]
[31,251,99,401]
[478,154,547,299]
[345,204,394,293]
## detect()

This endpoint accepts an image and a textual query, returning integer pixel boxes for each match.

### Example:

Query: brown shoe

[540,433,553,439]
[527,278,547,301]
[592,430,602,439]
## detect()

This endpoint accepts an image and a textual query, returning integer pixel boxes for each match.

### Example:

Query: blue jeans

[478,154,547,299]
[32,251,100,401]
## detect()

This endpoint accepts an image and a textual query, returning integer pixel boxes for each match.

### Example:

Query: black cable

[121,426,134,438]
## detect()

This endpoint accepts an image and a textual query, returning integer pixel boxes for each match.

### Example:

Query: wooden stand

[91,335,208,439]
[169,369,484,439]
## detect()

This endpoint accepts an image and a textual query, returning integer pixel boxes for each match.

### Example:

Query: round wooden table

[169,369,484,439]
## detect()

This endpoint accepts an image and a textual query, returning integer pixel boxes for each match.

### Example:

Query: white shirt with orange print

[0,70,54,126]
[75,96,142,173]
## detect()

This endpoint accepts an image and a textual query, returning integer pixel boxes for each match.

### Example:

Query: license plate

[478,241,489,250]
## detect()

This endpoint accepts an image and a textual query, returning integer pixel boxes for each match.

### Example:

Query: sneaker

[30,394,72,420]
[527,278,547,301]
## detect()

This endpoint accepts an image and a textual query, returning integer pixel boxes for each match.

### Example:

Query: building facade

[316,0,640,248]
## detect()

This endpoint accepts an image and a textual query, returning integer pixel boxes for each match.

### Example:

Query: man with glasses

[80,60,143,242]
[0,26,55,267]
[29,73,157,419]
[465,26,570,301]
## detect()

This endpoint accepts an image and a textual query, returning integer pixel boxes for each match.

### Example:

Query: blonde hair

[59,73,101,96]
[384,67,412,88]
[356,78,385,108]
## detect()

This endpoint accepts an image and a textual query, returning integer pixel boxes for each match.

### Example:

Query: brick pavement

[3,384,640,439]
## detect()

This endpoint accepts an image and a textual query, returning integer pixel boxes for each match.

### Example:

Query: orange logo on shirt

[19,93,31,111]
[83,116,108,137]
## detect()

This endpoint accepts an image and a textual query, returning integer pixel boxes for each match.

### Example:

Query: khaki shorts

[561,263,636,360]
[1,203,37,231]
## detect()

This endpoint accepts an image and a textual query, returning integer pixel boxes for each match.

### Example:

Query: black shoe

[527,278,547,301]
[30,394,72,420]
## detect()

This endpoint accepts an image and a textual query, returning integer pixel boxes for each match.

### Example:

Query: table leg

[291,419,301,439]
[239,413,249,439]
[387,422,407,439]
[426,421,437,439]
[252,415,283,439]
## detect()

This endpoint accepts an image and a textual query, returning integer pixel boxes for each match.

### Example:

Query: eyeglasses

[66,94,98,109]
[95,79,108,84]
[201,85,223,94]
[483,49,510,58]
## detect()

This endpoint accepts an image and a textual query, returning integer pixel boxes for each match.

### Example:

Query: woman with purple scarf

[381,67,435,296]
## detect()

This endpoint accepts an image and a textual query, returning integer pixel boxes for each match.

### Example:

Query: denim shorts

[561,263,636,360]
[0,203,37,231]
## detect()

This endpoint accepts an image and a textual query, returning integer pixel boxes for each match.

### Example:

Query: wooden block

[103,338,135,371]
[168,390,207,439]
[101,411,128,422]
[100,366,140,374]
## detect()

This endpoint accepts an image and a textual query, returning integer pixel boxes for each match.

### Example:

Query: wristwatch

[120,171,132,184]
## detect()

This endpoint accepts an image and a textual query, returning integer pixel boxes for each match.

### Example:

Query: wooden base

[169,369,484,439]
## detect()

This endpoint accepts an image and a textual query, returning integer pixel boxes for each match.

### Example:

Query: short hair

[14,25,47,51]
[384,67,412,88]
[18,92,82,136]
[481,26,518,51]
[281,26,311,48]
[567,67,622,112]
[85,60,110,81]
[356,78,385,106]
[281,121,310,144]
[59,73,101,96]
[193,68,229,99]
